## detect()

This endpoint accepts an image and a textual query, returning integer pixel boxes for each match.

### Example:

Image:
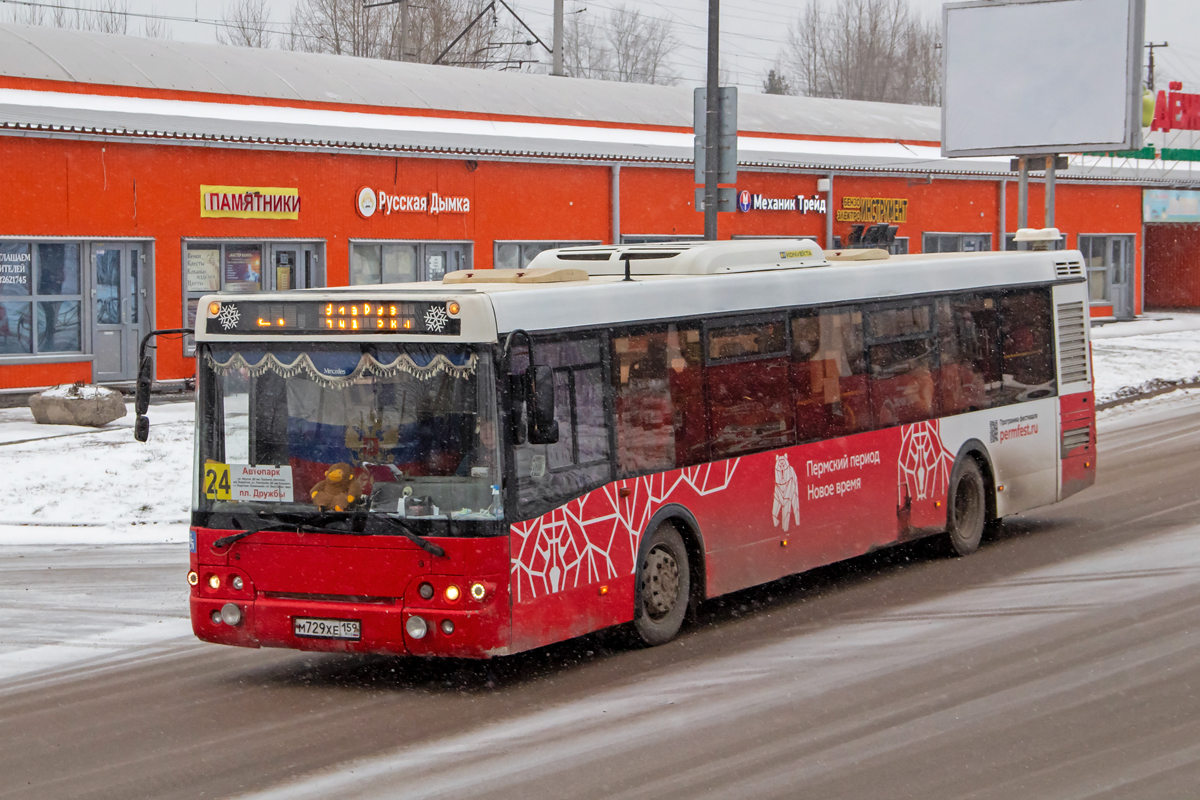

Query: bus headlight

[220,603,243,626]
[406,615,428,639]
[232,575,244,591]
[470,582,486,600]
[418,582,434,600]
[208,574,220,590]
[187,571,199,586]
[444,585,461,602]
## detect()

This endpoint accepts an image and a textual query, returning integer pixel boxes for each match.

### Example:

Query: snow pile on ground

[1091,312,1200,405]
[38,383,121,400]
[0,401,194,544]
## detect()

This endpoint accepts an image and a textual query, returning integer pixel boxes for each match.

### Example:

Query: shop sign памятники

[737,190,827,214]
[357,186,471,218]
[201,186,301,220]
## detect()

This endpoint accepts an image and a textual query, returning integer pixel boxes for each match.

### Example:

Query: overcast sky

[21,0,1200,95]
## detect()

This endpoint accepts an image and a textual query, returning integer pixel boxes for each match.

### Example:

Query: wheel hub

[641,544,681,621]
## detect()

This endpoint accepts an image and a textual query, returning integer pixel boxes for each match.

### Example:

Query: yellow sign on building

[835,196,908,224]
[200,185,301,219]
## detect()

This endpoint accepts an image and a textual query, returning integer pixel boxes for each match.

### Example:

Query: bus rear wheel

[633,523,691,647]
[945,458,987,556]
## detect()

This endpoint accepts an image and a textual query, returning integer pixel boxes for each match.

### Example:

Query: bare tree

[563,7,612,79]
[605,5,676,85]
[561,3,677,84]
[218,0,273,48]
[89,0,131,34]
[143,11,172,39]
[783,0,940,106]
[286,0,531,67]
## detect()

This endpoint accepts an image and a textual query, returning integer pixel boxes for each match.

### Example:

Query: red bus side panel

[510,421,959,651]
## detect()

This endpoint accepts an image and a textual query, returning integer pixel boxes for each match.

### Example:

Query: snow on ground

[0,400,194,545]
[1092,312,1200,405]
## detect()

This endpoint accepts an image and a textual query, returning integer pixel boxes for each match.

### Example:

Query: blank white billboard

[941,0,1144,157]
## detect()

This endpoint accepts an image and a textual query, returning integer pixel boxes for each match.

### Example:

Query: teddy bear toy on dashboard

[309,462,369,511]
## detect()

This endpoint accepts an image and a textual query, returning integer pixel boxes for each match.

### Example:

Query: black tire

[633,523,690,647]
[945,458,987,557]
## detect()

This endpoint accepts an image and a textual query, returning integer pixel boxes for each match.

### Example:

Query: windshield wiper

[376,515,447,558]
[210,513,446,557]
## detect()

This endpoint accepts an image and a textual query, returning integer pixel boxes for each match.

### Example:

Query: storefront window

[1079,235,1135,306]
[352,244,418,284]
[0,242,81,356]
[351,242,469,285]
[184,241,323,354]
[494,241,602,270]
[923,233,992,253]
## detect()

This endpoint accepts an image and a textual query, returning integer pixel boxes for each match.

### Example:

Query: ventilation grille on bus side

[1061,426,1091,458]
[1055,259,1084,278]
[1057,301,1090,385]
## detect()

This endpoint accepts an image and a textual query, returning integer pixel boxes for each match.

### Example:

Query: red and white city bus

[181,238,1095,657]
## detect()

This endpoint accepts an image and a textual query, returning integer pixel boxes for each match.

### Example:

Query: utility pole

[704,0,719,240]
[552,0,564,76]
[1146,41,1168,91]
[401,0,410,61]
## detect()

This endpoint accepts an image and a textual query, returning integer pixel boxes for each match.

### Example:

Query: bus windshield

[194,342,500,523]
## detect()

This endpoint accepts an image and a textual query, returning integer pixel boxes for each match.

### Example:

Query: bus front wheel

[945,457,987,556]
[634,523,691,646]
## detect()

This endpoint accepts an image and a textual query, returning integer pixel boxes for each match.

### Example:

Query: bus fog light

[470,582,486,600]
[406,615,428,639]
[210,610,222,625]
[220,603,242,626]
[187,571,199,586]
[440,619,454,635]
[232,575,244,591]
[208,574,220,590]
[418,582,434,600]
[444,585,461,602]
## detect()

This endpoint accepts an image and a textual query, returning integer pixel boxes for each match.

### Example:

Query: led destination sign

[205,300,462,335]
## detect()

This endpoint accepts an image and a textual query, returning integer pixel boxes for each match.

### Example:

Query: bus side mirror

[526,365,559,445]
[134,355,153,442]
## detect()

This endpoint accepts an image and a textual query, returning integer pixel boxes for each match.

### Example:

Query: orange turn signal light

[208,302,221,315]
[447,301,460,315]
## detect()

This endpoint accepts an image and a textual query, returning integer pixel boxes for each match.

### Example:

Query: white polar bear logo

[772,453,800,532]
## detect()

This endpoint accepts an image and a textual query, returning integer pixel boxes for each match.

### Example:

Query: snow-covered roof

[0,22,938,142]
[0,22,1196,185]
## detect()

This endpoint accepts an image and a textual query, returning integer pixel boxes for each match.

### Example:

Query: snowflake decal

[216,304,240,330]
[424,305,449,332]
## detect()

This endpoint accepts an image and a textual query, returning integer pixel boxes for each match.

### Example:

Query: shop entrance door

[1110,236,1135,319]
[91,243,146,382]
[423,243,469,282]
[269,243,321,290]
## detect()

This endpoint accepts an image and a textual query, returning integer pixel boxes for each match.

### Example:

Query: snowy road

[0,392,1199,799]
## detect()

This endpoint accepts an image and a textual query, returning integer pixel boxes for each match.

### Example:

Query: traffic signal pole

[704,0,719,240]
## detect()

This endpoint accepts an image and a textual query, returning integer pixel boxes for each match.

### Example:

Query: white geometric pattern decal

[511,459,739,602]
[897,420,955,504]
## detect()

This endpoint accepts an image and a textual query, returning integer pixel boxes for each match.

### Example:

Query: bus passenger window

[1000,290,1056,402]
[513,337,612,518]
[866,303,936,428]
[614,325,705,476]
[791,309,871,441]
[707,320,793,459]
[937,296,1001,415]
